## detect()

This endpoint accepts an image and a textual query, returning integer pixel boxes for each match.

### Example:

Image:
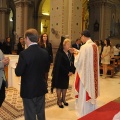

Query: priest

[74,30,100,118]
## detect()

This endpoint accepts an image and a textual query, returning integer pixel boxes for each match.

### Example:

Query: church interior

[0,0,120,120]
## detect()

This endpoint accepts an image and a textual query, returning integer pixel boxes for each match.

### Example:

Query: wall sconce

[42,12,49,16]
[10,17,13,22]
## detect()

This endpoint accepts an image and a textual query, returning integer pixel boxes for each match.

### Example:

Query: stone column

[0,0,10,40]
[14,0,34,49]
[67,0,82,41]
[89,0,116,40]
[89,1,100,40]
[50,0,82,61]
[50,0,63,47]
[50,0,82,47]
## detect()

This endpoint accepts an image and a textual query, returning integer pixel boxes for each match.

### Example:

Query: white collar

[86,39,93,44]
[29,43,37,47]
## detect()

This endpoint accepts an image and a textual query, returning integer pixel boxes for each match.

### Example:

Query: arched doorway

[38,0,50,35]
[7,0,16,50]
[82,0,89,30]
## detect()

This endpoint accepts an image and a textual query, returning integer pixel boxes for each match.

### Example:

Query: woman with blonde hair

[51,37,75,108]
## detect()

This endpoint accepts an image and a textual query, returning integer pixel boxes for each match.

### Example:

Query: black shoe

[61,99,69,106]
[57,102,64,108]
[58,104,64,108]
[63,102,69,106]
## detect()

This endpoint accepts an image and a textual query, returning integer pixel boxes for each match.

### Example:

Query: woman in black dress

[39,33,53,83]
[51,38,75,108]
[2,37,12,54]
[17,37,25,55]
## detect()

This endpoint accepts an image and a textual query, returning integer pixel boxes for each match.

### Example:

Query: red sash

[75,44,98,100]
[75,72,91,101]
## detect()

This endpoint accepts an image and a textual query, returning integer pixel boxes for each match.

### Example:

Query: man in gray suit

[0,50,9,106]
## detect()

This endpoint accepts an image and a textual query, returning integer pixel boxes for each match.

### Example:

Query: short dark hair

[81,30,91,37]
[76,38,80,42]
[25,28,38,42]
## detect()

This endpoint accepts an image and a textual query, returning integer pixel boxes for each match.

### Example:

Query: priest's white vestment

[74,39,100,118]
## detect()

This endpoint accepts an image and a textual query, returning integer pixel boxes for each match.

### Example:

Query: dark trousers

[0,82,5,107]
[22,95,45,120]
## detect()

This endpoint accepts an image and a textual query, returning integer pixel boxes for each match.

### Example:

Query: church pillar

[89,0,115,40]
[68,0,82,41]
[50,0,82,47]
[50,0,64,47]
[14,0,34,49]
[0,0,10,40]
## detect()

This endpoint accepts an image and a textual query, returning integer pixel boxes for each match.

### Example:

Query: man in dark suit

[15,28,49,120]
[72,38,81,50]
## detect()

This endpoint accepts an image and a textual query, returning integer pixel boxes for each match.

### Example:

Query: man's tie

[77,44,79,49]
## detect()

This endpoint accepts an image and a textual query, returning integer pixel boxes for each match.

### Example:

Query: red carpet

[78,101,120,120]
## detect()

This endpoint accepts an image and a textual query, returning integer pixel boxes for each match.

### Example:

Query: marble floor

[0,72,120,120]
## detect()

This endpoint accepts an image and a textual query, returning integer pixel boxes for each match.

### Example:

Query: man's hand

[69,48,74,53]
[72,48,79,55]
[101,55,104,58]
[68,72,73,76]
[2,57,10,66]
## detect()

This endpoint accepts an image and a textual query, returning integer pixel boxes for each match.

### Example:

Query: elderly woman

[51,37,75,108]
